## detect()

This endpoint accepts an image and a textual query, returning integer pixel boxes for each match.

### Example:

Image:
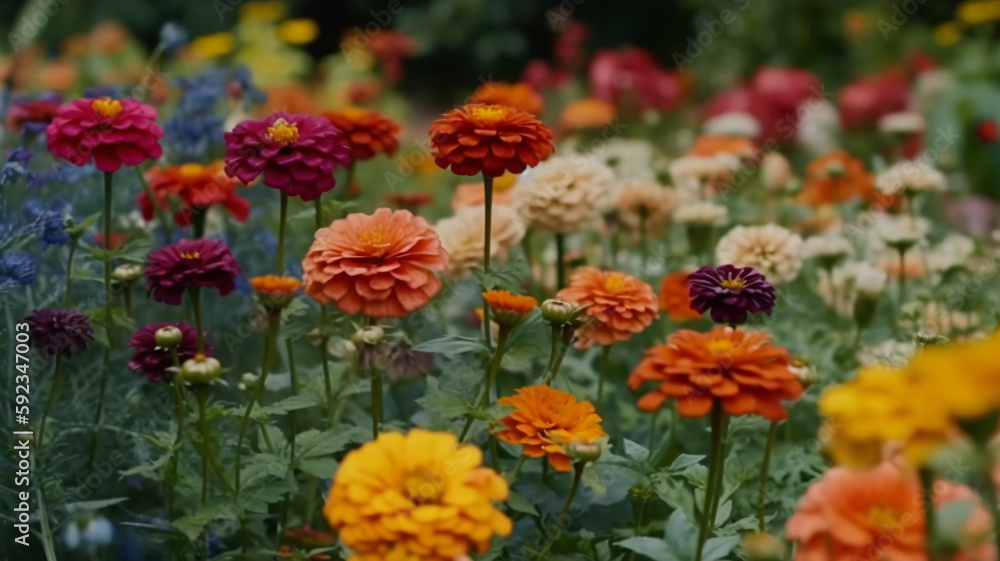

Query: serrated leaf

[66,212,101,235]
[663,509,697,555]
[714,500,732,527]
[298,456,338,479]
[173,500,232,541]
[506,492,539,516]
[252,394,319,420]
[474,258,529,292]
[615,537,673,561]
[119,451,171,479]
[295,425,370,460]
[411,335,488,356]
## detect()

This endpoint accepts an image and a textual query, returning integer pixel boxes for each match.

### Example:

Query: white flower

[616,180,679,230]
[594,138,656,181]
[715,224,804,284]
[854,263,888,297]
[913,69,955,113]
[877,112,925,134]
[435,204,525,278]
[796,99,839,155]
[817,262,858,316]
[514,155,615,234]
[111,263,143,282]
[926,234,976,274]
[761,152,794,191]
[873,213,930,248]
[804,233,853,260]
[875,161,947,195]
[702,112,761,138]
[669,154,741,193]
[673,201,728,226]
[857,339,917,368]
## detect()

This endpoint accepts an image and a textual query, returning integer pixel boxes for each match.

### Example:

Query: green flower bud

[180,354,222,385]
[154,326,183,348]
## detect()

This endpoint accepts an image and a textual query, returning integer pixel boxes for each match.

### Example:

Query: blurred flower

[495,385,606,471]
[24,309,94,358]
[472,82,545,116]
[854,262,889,298]
[230,65,267,104]
[324,429,511,561]
[451,174,517,210]
[180,354,222,384]
[975,119,999,144]
[687,135,756,159]
[513,155,614,234]
[386,345,435,381]
[159,22,188,52]
[93,232,128,250]
[47,98,164,172]
[702,112,761,138]
[140,162,249,227]
[669,154,741,192]
[384,191,435,212]
[816,262,858,316]
[5,93,61,135]
[927,234,976,276]
[368,30,417,84]
[905,331,1000,427]
[145,239,242,305]
[164,112,224,157]
[715,224,804,284]
[742,532,785,561]
[82,86,123,100]
[128,322,208,383]
[673,201,728,226]
[482,290,538,328]
[429,103,554,177]
[62,514,114,551]
[658,271,702,322]
[190,32,236,59]
[597,138,655,181]
[874,213,930,249]
[558,98,616,133]
[803,233,852,263]
[857,339,917,368]
[224,112,350,200]
[435,204,524,279]
[877,111,925,135]
[322,107,400,161]
[556,267,659,349]
[249,275,301,306]
[838,70,910,129]
[589,48,682,114]
[688,264,777,325]
[616,180,678,232]
[521,59,572,92]
[277,19,319,45]
[302,208,448,317]
[630,326,801,419]
[799,150,873,206]
[0,253,36,291]
[263,84,320,116]
[23,199,70,248]
[875,160,947,195]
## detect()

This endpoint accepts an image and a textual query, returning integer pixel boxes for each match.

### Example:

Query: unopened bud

[154,326,183,348]
[112,264,143,283]
[742,532,785,561]
[541,298,587,326]
[789,359,818,388]
[352,325,385,347]
[180,354,222,385]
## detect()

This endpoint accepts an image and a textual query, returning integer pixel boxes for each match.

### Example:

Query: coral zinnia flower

[322,107,401,161]
[688,265,776,325]
[799,150,873,207]
[138,162,249,227]
[24,309,94,358]
[558,98,616,132]
[658,271,702,322]
[46,97,164,172]
[224,112,351,200]
[323,429,511,561]
[556,267,659,350]
[428,103,554,177]
[495,385,607,472]
[302,208,449,317]
[686,135,757,159]
[482,289,538,327]
[787,461,994,561]
[819,365,949,469]
[127,321,210,383]
[472,82,545,116]
[628,327,803,421]
[145,239,242,305]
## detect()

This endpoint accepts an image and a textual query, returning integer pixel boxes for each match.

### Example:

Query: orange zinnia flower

[472,82,545,116]
[322,107,401,161]
[686,135,756,159]
[799,150,873,207]
[658,272,702,322]
[786,461,994,561]
[384,191,435,211]
[558,98,616,132]
[249,275,301,296]
[139,162,249,227]
[495,385,607,472]
[301,208,449,318]
[556,267,659,350]
[483,289,538,327]
[628,327,803,421]
[429,103,554,177]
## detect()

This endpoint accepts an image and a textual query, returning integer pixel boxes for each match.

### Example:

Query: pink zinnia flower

[45,97,163,172]
[223,112,351,201]
[145,239,242,305]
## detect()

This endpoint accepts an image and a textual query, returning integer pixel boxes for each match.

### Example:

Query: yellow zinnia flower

[819,365,950,468]
[239,0,285,21]
[323,429,512,561]
[277,19,319,45]
[190,32,235,59]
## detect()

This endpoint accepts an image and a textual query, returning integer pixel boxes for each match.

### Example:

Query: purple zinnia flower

[688,264,776,325]
[145,239,242,305]
[223,112,351,201]
[23,309,94,358]
[127,322,211,382]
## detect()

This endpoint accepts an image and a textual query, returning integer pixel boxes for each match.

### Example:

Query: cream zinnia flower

[513,155,614,234]
[877,112,925,134]
[804,233,853,261]
[435,204,525,279]
[817,262,857,316]
[669,154,741,193]
[875,160,947,195]
[715,224,804,284]
[673,201,728,226]
[703,112,762,138]
[616,180,679,231]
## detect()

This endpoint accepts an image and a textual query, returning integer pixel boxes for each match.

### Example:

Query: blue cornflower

[232,65,267,104]
[50,162,100,185]
[23,199,71,247]
[83,86,123,99]
[175,69,226,113]
[163,112,224,157]
[0,148,35,186]
[159,22,188,52]
[0,253,37,291]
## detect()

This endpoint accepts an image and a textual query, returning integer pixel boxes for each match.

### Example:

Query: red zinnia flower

[6,95,61,135]
[46,97,163,172]
[138,162,249,227]
[145,239,242,305]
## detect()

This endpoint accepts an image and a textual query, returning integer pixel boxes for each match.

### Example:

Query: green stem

[236,319,278,491]
[506,455,528,483]
[90,170,115,466]
[597,344,612,403]
[192,210,207,239]
[920,466,937,559]
[647,409,659,451]
[757,421,778,532]
[314,197,336,425]
[314,197,325,230]
[370,364,383,440]
[535,462,585,560]
[37,356,63,447]
[189,287,206,354]
[651,400,680,468]
[136,164,173,240]
[168,348,185,523]
[695,401,727,561]
[277,192,289,274]
[344,160,356,199]
[639,208,649,272]
[459,328,511,442]
[286,339,299,463]
[62,238,78,307]
[542,324,572,386]
[555,233,566,291]
[33,454,58,561]
[522,230,537,298]
[123,286,133,320]
[482,174,495,350]
[898,247,907,315]
[196,388,210,506]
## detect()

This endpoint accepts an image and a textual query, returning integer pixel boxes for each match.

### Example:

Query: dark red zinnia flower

[6,95,62,135]
[23,309,94,358]
[975,119,999,145]
[127,322,211,383]
[145,239,242,305]
[223,112,351,201]
[688,264,776,325]
[46,97,164,172]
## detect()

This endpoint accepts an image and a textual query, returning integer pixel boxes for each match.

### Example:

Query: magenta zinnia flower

[688,264,776,325]
[24,309,94,358]
[145,239,242,305]
[45,97,164,172]
[223,112,351,201]
[127,322,211,382]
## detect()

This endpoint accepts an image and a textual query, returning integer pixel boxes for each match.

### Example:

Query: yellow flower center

[720,278,746,291]
[342,106,367,120]
[179,163,205,179]
[708,338,733,355]
[469,104,509,125]
[267,118,299,146]
[604,275,627,293]
[180,251,201,259]
[404,471,445,505]
[358,228,392,257]
[194,353,207,363]
[867,506,901,529]
[91,97,123,119]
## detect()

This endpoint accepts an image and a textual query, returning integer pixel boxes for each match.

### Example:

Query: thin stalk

[639,207,649,272]
[920,466,937,559]
[33,454,58,561]
[235,318,278,491]
[506,455,528,483]
[459,328,511,442]
[196,388,211,506]
[136,164,173,240]
[647,409,659,451]
[597,345,612,402]
[277,192,289,273]
[344,160,357,199]
[168,348,185,523]
[192,210,207,239]
[522,230,536,297]
[370,365,383,440]
[37,356,63,446]
[314,198,336,424]
[189,287,206,354]
[897,247,907,314]
[535,462,585,560]
[62,237,78,307]
[695,401,727,561]
[90,170,115,465]
[286,339,299,463]
[314,197,325,230]
[555,233,566,290]
[757,421,778,532]
[123,286,133,320]
[542,324,570,385]
[651,401,680,468]
[482,174,495,349]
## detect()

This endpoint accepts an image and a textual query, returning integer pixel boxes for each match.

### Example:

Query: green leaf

[474,257,529,292]
[415,376,475,418]
[63,497,129,514]
[412,335,488,356]
[499,340,543,371]
[66,212,101,236]
[173,500,232,541]
[662,509,697,555]
[506,492,539,516]
[623,439,650,463]
[252,394,319,420]
[615,537,672,561]
[119,451,171,480]
[111,237,153,263]
[669,454,706,471]
[298,456,339,479]
[702,535,741,561]
[937,499,975,538]
[295,425,370,460]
